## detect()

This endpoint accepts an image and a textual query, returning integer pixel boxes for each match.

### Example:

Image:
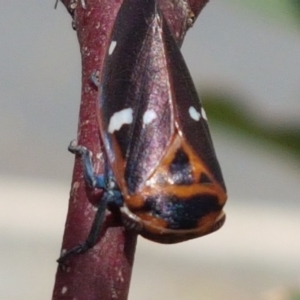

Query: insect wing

[162,18,226,190]
[99,0,175,194]
[99,0,226,199]
[97,0,227,243]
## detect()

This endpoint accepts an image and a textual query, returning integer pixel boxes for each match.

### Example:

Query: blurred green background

[197,2,300,297]
[0,1,299,299]
[201,0,300,163]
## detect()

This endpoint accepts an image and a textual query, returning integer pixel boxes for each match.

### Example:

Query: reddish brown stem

[188,0,210,17]
[52,0,210,299]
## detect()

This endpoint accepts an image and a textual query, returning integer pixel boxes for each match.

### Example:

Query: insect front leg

[57,193,108,264]
[57,140,122,265]
[68,139,106,189]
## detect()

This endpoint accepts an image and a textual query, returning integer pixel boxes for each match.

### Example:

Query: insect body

[98,0,227,243]
[59,0,227,262]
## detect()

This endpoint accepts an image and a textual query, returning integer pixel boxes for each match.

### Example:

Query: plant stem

[52,1,210,299]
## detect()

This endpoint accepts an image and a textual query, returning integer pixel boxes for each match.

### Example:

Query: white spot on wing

[108,108,133,133]
[143,109,157,125]
[201,107,208,121]
[189,106,200,121]
[108,40,117,55]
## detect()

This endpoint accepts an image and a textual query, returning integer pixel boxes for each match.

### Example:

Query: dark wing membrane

[162,20,226,190]
[99,0,174,194]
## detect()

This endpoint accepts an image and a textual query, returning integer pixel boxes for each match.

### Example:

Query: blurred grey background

[1,1,300,299]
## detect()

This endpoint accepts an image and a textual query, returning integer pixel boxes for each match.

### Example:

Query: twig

[52,0,210,299]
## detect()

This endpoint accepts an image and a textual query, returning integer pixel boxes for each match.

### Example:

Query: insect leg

[68,140,105,189]
[57,192,108,264]
[70,190,122,256]
[57,188,124,264]
[57,141,123,265]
